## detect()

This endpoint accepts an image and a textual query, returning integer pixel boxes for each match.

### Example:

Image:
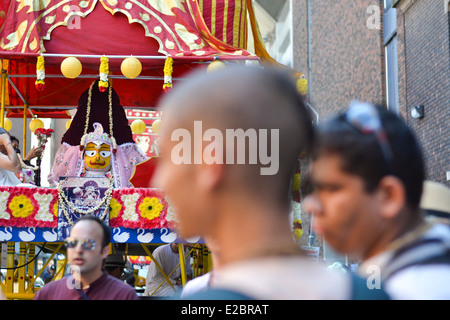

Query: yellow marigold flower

[9,195,34,218]
[53,201,58,217]
[109,198,122,219]
[139,197,164,220]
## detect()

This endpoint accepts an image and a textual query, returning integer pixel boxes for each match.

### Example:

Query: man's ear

[377,176,407,219]
[196,162,225,192]
[102,244,110,259]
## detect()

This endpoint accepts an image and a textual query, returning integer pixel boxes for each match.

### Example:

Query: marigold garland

[297,74,308,96]
[163,57,173,93]
[35,55,45,91]
[99,56,109,92]
[293,219,303,240]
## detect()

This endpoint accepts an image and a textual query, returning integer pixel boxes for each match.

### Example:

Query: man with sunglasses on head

[34,216,138,300]
[304,101,450,299]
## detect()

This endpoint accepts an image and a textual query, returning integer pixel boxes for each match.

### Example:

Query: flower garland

[163,56,173,93]
[99,56,109,92]
[0,187,58,228]
[109,188,170,229]
[80,82,117,153]
[35,55,45,91]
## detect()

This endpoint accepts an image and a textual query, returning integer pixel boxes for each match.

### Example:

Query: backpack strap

[384,237,450,280]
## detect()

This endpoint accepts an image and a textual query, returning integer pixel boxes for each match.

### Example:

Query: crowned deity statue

[48,80,148,187]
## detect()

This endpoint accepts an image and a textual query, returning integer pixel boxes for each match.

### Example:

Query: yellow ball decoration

[29,118,44,133]
[131,119,146,134]
[151,119,161,134]
[121,57,142,79]
[2,118,12,131]
[61,56,82,79]
[207,61,225,72]
[66,119,72,130]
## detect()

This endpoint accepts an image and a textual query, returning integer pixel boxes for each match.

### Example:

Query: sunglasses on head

[345,100,394,173]
[65,238,97,251]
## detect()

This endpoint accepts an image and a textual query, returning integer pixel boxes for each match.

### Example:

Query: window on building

[256,0,294,68]
[384,1,399,114]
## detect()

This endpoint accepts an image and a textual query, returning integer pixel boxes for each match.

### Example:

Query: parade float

[0,0,307,298]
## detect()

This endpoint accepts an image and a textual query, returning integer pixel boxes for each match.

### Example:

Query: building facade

[287,0,449,186]
[255,0,450,266]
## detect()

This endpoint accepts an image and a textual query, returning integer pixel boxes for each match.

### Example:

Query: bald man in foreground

[153,66,389,300]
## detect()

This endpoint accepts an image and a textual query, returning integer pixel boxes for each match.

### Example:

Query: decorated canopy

[0,0,260,116]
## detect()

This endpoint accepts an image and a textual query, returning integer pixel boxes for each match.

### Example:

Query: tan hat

[420,181,450,216]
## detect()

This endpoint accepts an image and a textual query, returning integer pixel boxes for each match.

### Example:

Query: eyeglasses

[345,100,393,173]
[65,238,97,251]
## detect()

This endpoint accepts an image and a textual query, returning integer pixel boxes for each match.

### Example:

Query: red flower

[34,128,54,137]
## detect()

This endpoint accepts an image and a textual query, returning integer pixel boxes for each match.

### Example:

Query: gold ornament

[2,118,12,131]
[151,119,161,134]
[131,119,146,134]
[121,57,142,79]
[29,118,44,133]
[207,60,225,72]
[61,56,82,79]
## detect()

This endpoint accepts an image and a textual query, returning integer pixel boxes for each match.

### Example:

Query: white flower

[0,191,10,220]
[164,195,178,223]
[121,193,140,222]
[34,193,54,222]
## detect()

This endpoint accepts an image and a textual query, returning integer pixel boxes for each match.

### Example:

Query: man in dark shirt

[34,216,138,300]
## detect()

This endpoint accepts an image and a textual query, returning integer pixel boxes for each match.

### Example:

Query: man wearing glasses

[34,216,138,300]
[304,102,450,299]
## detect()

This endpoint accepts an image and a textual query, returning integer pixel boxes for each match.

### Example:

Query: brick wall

[292,0,449,186]
[396,0,450,186]
[292,0,386,119]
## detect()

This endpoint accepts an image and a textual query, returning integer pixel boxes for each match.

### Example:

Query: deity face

[84,142,111,171]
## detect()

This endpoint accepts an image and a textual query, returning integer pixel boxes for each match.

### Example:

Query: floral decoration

[0,186,171,230]
[34,128,54,153]
[293,219,303,240]
[99,56,109,92]
[139,197,164,221]
[163,56,173,93]
[35,55,45,91]
[109,198,122,219]
[9,195,34,218]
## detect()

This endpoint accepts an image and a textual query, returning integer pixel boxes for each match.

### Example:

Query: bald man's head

[157,66,313,209]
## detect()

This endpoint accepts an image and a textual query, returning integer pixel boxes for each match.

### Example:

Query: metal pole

[27,244,35,293]
[6,242,15,294]
[140,244,175,290]
[18,243,27,293]
[23,104,28,158]
[178,243,187,287]
[0,67,6,128]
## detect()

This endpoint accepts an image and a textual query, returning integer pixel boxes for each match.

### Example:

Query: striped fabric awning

[198,0,248,50]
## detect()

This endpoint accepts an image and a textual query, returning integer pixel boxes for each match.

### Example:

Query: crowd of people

[0,66,448,300]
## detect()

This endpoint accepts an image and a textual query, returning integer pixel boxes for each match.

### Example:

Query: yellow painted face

[84,142,111,170]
